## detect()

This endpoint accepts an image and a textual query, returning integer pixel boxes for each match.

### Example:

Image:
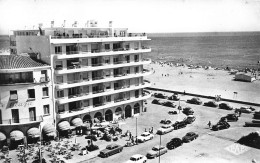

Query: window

[42,87,49,98]
[56,76,63,84]
[43,105,50,115]
[29,107,36,121]
[134,55,139,62]
[55,46,62,54]
[57,90,64,98]
[135,90,139,98]
[106,95,111,102]
[135,67,139,73]
[28,89,35,99]
[58,105,65,113]
[105,44,110,50]
[10,90,18,101]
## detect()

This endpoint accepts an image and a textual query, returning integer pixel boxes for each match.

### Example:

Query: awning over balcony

[27,128,40,138]
[0,132,6,141]
[58,121,70,131]
[71,118,83,127]
[42,123,55,136]
[10,130,24,141]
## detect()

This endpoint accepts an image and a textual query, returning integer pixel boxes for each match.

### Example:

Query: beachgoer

[208,121,211,128]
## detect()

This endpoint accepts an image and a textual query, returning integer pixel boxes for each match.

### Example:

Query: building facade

[0,55,54,148]
[9,20,151,137]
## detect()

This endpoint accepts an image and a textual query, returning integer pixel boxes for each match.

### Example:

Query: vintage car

[204,101,218,107]
[239,107,252,113]
[162,101,176,108]
[146,145,168,159]
[219,103,233,110]
[168,93,180,101]
[166,138,183,150]
[99,143,123,157]
[221,114,239,121]
[137,132,154,143]
[157,124,174,135]
[182,132,199,143]
[152,99,161,105]
[160,119,172,125]
[183,115,196,124]
[182,107,194,115]
[168,111,178,115]
[154,93,167,99]
[172,121,187,130]
[212,121,230,131]
[126,154,147,163]
[187,97,202,105]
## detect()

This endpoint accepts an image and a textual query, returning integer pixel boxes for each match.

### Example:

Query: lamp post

[136,117,138,144]
[159,134,161,163]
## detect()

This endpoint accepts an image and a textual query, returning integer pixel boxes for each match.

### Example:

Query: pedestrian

[150,127,153,133]
[239,110,242,117]
[145,128,147,132]
[208,121,211,128]
[129,132,132,140]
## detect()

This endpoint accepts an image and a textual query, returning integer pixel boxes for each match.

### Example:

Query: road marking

[225,143,250,155]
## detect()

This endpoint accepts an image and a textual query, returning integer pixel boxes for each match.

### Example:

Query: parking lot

[88,92,260,163]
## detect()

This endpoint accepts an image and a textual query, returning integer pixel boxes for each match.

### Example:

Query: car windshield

[187,133,193,136]
[162,126,168,129]
[141,133,148,136]
[130,157,136,161]
[152,147,159,151]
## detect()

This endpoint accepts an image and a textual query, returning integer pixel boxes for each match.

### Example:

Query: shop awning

[0,132,6,141]
[58,121,70,131]
[71,118,83,127]
[10,130,24,141]
[42,123,55,135]
[27,128,40,138]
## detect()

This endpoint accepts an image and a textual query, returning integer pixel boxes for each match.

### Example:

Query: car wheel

[144,160,146,163]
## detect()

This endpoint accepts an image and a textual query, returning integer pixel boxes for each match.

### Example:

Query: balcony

[56,92,151,119]
[55,70,152,90]
[56,81,151,105]
[0,116,43,125]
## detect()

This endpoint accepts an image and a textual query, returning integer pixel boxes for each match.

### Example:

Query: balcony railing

[0,116,43,125]
[91,63,104,67]
[113,61,127,64]
[92,76,104,81]
[51,33,146,39]
[92,89,105,94]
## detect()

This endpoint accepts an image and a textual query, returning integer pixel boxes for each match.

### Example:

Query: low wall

[146,87,260,107]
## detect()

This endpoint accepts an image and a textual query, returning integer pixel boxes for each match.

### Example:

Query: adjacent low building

[0,55,54,149]
[234,73,256,82]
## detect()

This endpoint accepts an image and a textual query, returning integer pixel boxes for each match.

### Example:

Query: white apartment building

[9,20,152,136]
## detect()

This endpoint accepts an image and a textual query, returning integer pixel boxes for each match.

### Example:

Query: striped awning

[71,118,83,127]
[10,130,24,141]
[0,132,6,141]
[27,128,40,138]
[42,123,55,135]
[58,121,70,131]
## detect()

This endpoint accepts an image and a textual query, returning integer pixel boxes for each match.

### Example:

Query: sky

[0,0,260,35]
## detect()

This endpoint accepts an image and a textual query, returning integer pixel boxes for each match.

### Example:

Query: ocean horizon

[1,32,260,69]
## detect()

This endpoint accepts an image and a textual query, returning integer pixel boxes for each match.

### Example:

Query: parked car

[204,101,218,107]
[212,121,230,131]
[168,111,178,115]
[219,103,233,110]
[160,119,172,125]
[86,144,99,152]
[182,132,199,143]
[182,107,194,115]
[221,114,238,121]
[168,93,180,101]
[239,107,252,113]
[137,132,154,143]
[187,97,202,105]
[166,138,183,150]
[172,121,187,130]
[152,99,161,105]
[126,154,147,163]
[162,101,176,108]
[157,124,174,135]
[146,145,167,159]
[99,143,123,157]
[183,115,196,124]
[154,93,167,99]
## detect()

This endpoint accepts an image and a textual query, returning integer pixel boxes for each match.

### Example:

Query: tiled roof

[0,55,48,69]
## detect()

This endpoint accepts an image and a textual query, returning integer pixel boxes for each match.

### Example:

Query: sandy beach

[145,62,260,104]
